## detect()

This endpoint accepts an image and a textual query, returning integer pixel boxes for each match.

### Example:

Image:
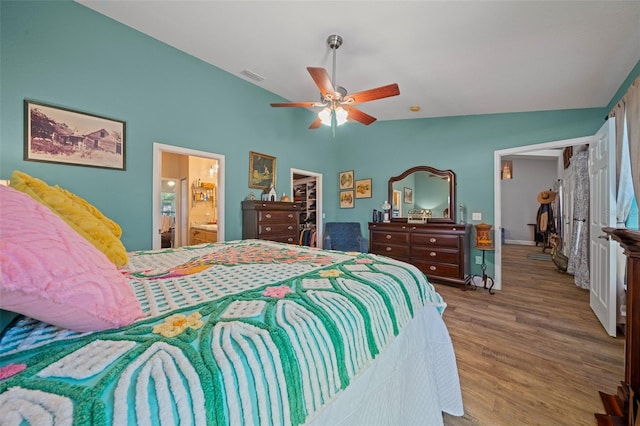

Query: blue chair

[324,222,368,252]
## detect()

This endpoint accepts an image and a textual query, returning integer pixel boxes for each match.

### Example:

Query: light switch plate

[475,256,482,264]
[472,212,482,221]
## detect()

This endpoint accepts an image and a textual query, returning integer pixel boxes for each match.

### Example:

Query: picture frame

[355,178,372,199]
[24,100,125,170]
[340,190,354,208]
[339,170,354,189]
[249,151,276,189]
[403,187,413,203]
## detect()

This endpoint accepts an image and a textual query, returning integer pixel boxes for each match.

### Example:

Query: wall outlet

[475,255,482,264]
[472,212,482,221]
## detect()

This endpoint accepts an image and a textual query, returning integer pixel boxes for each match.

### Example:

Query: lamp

[381,200,392,222]
[319,106,348,127]
[501,160,513,180]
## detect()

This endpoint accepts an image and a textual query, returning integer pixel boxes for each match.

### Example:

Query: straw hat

[537,190,556,204]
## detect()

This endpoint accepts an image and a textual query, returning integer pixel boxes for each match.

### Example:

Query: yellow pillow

[9,171,128,267]
[55,185,122,238]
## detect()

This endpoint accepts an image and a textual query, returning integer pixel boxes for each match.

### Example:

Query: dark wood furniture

[368,221,470,287]
[596,228,640,426]
[242,200,300,244]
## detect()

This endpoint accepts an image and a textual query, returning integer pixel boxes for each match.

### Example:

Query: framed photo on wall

[339,170,353,189]
[340,190,354,208]
[24,100,126,170]
[249,151,276,189]
[355,178,372,198]
[403,187,413,203]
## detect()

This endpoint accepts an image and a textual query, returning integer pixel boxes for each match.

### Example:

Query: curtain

[566,150,590,289]
[608,75,640,323]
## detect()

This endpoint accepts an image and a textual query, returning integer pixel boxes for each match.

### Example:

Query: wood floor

[438,244,624,426]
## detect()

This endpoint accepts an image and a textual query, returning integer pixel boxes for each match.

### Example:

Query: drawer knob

[288,213,294,218]
[265,214,272,219]
[385,234,392,239]
[265,227,272,232]
[429,237,437,243]
[288,226,293,230]
[385,247,392,252]
[430,251,437,257]
[429,266,437,271]
[287,237,293,242]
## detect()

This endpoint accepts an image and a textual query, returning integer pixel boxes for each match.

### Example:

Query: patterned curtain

[566,150,590,289]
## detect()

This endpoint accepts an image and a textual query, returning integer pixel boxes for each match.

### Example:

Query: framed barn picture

[24,100,125,170]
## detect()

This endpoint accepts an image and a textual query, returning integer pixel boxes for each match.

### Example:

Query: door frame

[152,143,225,249]
[290,168,323,247]
[493,134,593,290]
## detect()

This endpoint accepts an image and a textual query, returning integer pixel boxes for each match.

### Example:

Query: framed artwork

[355,178,372,198]
[403,187,413,203]
[24,100,125,170]
[340,190,354,208]
[249,151,276,189]
[339,170,354,189]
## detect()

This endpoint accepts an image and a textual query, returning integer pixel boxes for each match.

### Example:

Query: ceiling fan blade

[309,117,322,129]
[344,106,377,126]
[344,83,400,105]
[270,102,318,108]
[307,67,336,98]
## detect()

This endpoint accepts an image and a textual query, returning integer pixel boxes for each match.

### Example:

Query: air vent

[240,69,264,82]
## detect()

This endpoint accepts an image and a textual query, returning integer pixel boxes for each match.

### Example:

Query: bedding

[0,239,463,425]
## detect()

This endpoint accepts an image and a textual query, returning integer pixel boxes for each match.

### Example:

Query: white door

[589,118,617,337]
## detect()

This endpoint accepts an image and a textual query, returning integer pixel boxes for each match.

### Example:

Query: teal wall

[1,1,638,277]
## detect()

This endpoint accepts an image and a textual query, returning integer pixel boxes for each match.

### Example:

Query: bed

[0,180,463,425]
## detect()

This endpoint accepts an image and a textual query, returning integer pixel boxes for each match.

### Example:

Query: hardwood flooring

[438,244,624,426]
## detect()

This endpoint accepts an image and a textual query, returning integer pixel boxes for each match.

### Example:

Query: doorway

[152,143,225,250]
[291,168,323,248]
[493,134,593,290]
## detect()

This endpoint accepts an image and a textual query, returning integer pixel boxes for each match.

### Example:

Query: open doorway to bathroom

[152,143,225,250]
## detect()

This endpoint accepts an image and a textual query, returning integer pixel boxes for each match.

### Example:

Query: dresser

[242,200,301,244]
[368,222,471,287]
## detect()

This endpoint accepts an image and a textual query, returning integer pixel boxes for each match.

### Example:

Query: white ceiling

[77,1,640,123]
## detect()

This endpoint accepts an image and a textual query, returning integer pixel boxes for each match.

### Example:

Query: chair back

[324,222,365,252]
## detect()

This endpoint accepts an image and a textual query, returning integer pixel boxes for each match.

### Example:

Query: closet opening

[291,168,323,248]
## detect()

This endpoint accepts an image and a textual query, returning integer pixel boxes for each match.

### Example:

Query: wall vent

[240,69,264,82]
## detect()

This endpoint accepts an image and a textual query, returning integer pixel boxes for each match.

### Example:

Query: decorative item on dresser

[368,222,470,287]
[242,200,300,245]
[596,228,640,426]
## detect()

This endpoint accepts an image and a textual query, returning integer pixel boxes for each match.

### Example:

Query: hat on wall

[537,190,556,204]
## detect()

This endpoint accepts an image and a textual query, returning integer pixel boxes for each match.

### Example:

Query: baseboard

[504,239,535,246]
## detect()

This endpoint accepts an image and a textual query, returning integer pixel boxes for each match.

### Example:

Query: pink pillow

[0,186,144,332]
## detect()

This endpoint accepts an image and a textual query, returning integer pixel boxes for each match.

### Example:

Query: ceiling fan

[270,34,400,130]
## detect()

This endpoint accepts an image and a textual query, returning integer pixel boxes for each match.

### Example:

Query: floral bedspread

[0,240,446,425]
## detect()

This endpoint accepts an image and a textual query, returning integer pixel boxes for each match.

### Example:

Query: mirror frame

[388,166,456,224]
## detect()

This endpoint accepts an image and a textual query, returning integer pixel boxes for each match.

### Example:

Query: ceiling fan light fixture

[319,106,348,126]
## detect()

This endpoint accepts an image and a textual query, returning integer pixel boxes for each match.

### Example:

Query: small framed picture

[355,178,372,198]
[249,151,276,189]
[340,190,354,208]
[24,100,125,170]
[339,170,354,189]
[404,187,413,203]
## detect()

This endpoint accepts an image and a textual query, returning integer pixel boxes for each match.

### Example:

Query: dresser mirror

[388,166,456,223]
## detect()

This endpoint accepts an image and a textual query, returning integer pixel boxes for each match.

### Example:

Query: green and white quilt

[0,239,448,425]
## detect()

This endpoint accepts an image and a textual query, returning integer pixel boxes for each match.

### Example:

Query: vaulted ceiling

[77,1,640,122]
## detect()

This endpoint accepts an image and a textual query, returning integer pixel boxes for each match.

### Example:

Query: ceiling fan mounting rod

[327,34,342,92]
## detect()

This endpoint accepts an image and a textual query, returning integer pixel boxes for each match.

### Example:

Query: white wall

[501,157,558,244]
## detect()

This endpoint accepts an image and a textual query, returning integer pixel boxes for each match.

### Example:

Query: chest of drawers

[369,222,471,287]
[242,200,301,244]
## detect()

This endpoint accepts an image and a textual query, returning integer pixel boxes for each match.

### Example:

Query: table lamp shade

[475,222,493,249]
